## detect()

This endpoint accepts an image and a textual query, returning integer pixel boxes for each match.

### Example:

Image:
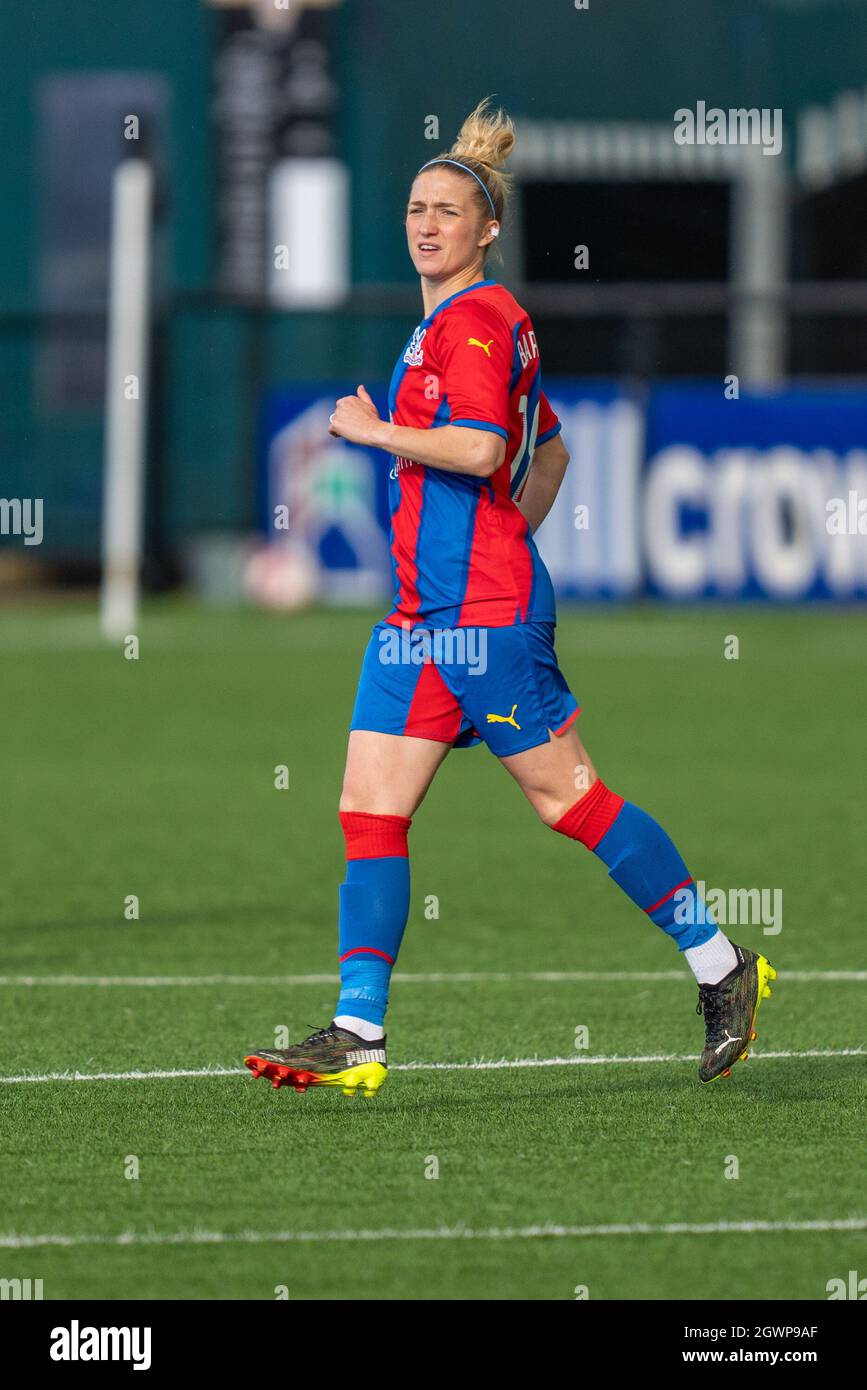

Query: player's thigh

[340,728,451,817]
[498,724,598,826]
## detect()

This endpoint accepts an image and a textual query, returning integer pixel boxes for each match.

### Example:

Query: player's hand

[328,385,383,446]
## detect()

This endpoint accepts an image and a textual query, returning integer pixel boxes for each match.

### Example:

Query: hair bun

[449,96,516,171]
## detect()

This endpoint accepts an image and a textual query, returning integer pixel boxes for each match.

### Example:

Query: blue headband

[416,158,498,221]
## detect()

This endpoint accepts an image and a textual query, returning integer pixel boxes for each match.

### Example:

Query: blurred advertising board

[255,383,867,606]
[642,387,867,600]
[252,386,392,607]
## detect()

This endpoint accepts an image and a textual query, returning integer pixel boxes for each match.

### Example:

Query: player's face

[405,169,495,281]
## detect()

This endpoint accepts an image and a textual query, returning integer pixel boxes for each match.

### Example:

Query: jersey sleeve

[536,389,562,446]
[435,301,512,439]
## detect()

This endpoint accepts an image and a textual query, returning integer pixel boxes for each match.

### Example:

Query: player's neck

[420,265,489,318]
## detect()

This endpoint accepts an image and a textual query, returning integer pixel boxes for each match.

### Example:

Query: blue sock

[593,804,716,949]
[335,812,412,1031]
[553,783,717,950]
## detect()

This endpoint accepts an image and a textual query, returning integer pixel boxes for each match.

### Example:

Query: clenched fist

[328,384,384,447]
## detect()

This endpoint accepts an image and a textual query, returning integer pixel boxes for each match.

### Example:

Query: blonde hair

[418,97,516,250]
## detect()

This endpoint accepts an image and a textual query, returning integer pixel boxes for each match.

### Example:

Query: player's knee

[338,786,364,815]
[339,761,380,814]
[534,787,587,828]
[536,800,566,828]
[339,748,402,816]
[338,789,410,818]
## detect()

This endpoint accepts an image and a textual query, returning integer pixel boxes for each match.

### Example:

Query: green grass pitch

[0,600,864,1300]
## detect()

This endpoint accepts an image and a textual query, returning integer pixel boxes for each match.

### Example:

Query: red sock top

[339,810,412,860]
[552,781,625,851]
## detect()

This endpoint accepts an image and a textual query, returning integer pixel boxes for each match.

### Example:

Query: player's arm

[336,301,512,477]
[515,432,570,533]
[374,420,504,477]
[328,387,505,477]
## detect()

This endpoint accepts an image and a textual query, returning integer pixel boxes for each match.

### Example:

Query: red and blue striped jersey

[384,279,562,628]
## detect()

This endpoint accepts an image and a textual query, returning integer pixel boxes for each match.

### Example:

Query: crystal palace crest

[403,325,427,367]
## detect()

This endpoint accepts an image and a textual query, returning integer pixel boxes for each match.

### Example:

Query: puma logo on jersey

[713,1030,742,1055]
[346,1048,387,1066]
[486,703,521,730]
[467,337,494,356]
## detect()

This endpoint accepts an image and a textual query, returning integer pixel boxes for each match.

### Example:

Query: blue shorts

[350,620,580,757]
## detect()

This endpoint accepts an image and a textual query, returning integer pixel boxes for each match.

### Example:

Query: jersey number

[511,394,540,500]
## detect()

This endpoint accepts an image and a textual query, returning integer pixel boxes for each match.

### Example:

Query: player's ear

[479,222,500,247]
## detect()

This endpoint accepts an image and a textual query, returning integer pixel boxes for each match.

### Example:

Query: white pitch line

[0,970,863,986]
[0,1217,864,1251]
[1,1047,863,1086]
[396,1049,866,1070]
[0,1066,246,1085]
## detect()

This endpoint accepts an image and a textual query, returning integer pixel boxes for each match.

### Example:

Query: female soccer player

[246,99,775,1097]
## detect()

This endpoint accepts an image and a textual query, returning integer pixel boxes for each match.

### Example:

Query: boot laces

[696,985,725,1039]
[302,1024,338,1046]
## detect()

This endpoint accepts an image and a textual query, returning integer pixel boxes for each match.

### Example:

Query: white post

[729,147,788,387]
[268,156,349,308]
[100,159,153,641]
